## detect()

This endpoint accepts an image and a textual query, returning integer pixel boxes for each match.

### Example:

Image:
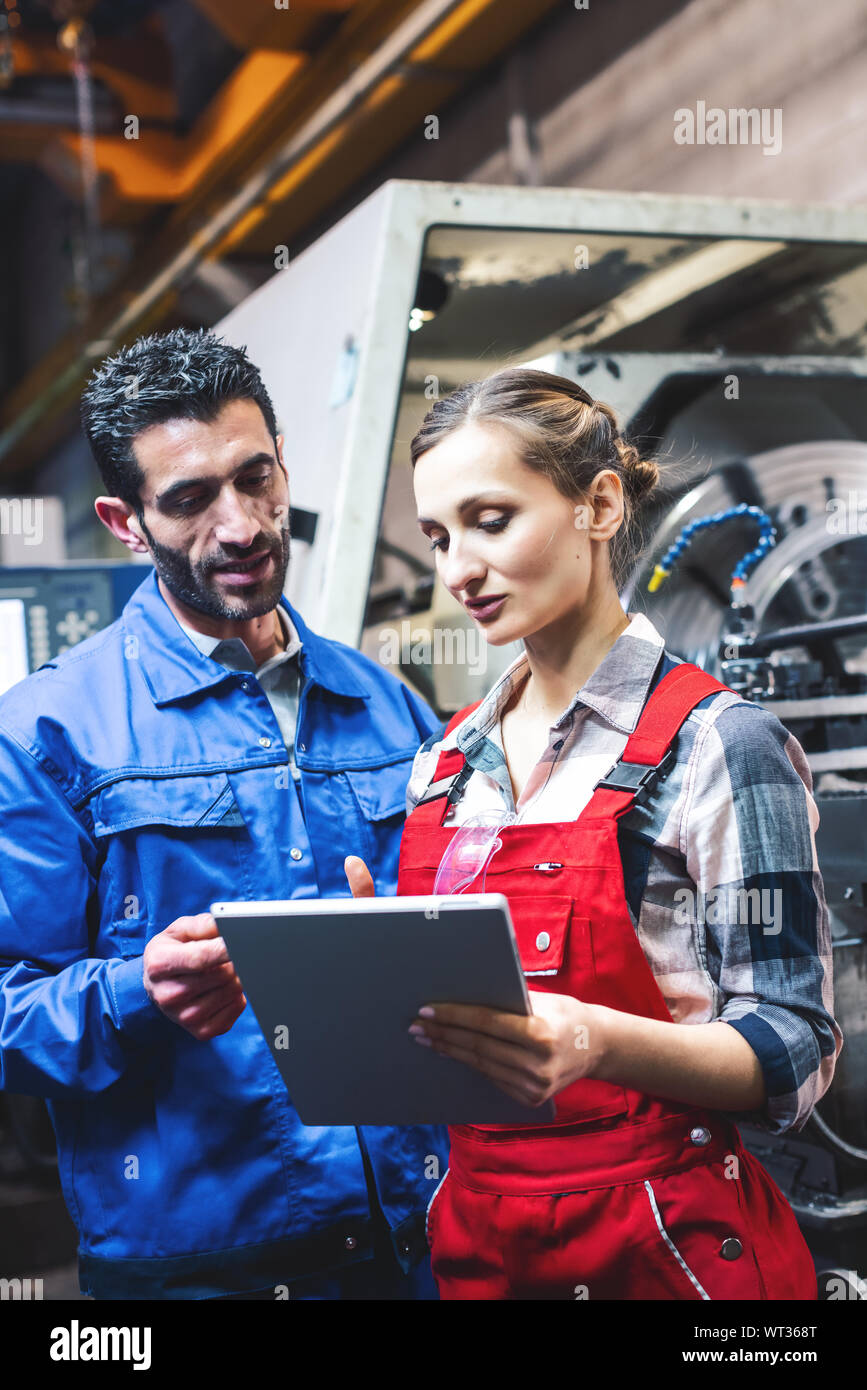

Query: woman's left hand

[409,992,605,1108]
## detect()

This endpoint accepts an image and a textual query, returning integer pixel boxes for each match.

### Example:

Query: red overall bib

[397,664,818,1300]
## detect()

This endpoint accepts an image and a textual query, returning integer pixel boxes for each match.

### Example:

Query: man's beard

[138,514,291,621]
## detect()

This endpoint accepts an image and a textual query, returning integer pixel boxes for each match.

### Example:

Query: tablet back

[212,894,556,1125]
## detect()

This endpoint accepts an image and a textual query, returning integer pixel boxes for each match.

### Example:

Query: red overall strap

[409,664,730,827]
[582,663,730,821]
[409,700,482,825]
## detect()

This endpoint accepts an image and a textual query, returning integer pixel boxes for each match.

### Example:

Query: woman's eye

[427,516,509,550]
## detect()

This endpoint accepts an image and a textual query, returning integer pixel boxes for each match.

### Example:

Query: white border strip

[644,1179,711,1300]
[425,1168,450,1245]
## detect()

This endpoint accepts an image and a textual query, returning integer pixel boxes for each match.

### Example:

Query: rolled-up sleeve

[682,701,843,1134]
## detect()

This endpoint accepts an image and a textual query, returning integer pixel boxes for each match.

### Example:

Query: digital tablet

[211,894,556,1125]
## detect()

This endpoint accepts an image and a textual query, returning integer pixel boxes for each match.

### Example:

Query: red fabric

[398,665,817,1300]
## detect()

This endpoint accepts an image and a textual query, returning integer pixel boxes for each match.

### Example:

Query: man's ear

[275,434,287,480]
[94,497,150,555]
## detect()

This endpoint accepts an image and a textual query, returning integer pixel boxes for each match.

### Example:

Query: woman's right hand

[344,855,376,898]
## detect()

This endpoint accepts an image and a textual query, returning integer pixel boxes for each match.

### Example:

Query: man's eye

[174,474,270,513]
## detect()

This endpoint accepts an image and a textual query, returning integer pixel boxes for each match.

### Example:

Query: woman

[346,368,842,1301]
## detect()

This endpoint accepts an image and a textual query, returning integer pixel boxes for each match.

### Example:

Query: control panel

[0,563,152,695]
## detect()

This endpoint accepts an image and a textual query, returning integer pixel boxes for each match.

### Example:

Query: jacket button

[240,680,252,692]
[258,736,272,748]
[399,1239,411,1256]
[290,848,302,860]
[344,1236,357,1251]
[535,931,551,951]
[689,1126,712,1146]
[720,1237,743,1260]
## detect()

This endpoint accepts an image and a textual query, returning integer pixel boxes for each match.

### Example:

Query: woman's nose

[441,537,485,595]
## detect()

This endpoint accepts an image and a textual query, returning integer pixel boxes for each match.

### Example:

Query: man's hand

[344,855,375,898]
[143,913,246,1040]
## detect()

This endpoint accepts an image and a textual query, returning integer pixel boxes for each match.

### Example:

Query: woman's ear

[586,470,625,543]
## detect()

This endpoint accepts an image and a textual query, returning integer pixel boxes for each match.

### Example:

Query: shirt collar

[571,611,666,733]
[451,610,666,751]
[176,604,302,672]
[122,568,370,706]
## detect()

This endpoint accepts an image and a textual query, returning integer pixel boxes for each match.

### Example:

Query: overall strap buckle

[415,761,474,808]
[414,701,482,811]
[594,746,675,806]
[592,664,729,809]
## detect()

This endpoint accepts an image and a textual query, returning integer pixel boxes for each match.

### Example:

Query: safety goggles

[433,807,517,896]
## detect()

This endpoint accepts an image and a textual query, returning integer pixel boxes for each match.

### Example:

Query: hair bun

[614,437,659,502]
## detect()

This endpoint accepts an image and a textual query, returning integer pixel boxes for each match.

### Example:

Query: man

[0,327,448,1300]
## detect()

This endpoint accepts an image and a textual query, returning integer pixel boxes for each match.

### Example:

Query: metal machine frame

[214,179,867,647]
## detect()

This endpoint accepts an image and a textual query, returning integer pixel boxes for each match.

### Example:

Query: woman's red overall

[397,664,817,1300]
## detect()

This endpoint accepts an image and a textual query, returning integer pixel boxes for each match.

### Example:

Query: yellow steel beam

[49,50,306,203]
[214,0,547,257]
[0,0,560,475]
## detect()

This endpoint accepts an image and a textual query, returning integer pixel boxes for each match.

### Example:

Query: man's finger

[192,997,248,1040]
[175,982,245,1028]
[166,913,221,940]
[153,963,241,1006]
[148,935,231,979]
[344,856,375,898]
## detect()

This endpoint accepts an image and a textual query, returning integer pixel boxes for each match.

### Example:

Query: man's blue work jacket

[0,568,449,1299]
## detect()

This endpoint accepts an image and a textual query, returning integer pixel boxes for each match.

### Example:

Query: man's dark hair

[80,327,280,516]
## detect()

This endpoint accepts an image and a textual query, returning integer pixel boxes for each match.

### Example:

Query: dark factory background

[0,0,865,1303]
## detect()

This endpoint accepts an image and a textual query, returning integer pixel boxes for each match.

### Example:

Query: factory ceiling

[0,0,561,479]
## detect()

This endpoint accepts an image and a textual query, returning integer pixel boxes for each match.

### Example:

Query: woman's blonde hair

[410,367,660,587]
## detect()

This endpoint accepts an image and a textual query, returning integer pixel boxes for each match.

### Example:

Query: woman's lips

[465,594,506,622]
[213,551,273,586]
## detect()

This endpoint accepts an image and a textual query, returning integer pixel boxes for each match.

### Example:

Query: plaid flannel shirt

[406,612,842,1135]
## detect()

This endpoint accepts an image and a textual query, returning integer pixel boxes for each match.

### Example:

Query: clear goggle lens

[432,808,516,896]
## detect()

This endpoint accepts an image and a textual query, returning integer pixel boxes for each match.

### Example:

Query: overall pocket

[639,1160,765,1300]
[488,895,630,1129]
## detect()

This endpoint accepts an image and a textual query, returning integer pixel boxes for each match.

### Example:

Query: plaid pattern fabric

[406,612,842,1135]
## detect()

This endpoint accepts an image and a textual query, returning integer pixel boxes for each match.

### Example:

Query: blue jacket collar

[123,568,370,706]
